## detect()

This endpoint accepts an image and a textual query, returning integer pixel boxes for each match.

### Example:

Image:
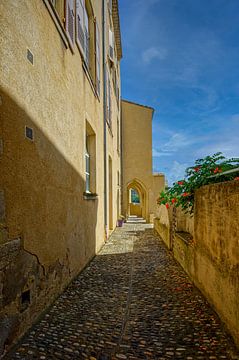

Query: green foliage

[157,153,239,214]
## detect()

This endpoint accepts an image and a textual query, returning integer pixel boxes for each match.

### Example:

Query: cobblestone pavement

[4,223,239,359]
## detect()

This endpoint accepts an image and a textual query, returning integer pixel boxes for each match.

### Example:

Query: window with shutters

[76,0,100,95]
[106,73,112,129]
[85,121,96,194]
[47,0,75,50]
[117,117,120,153]
[95,22,100,97]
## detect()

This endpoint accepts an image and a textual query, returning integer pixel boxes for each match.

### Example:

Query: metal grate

[25,126,34,141]
[27,49,34,65]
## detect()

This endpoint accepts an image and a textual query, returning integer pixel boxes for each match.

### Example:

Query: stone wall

[154,180,239,347]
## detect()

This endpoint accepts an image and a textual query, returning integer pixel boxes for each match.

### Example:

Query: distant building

[121,100,165,222]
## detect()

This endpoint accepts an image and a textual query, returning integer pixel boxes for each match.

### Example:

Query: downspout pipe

[102,0,108,238]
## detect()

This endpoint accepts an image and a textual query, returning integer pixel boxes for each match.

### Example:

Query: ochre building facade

[121,100,165,222]
[0,0,122,352]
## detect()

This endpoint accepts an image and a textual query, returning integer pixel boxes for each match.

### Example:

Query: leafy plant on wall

[157,153,239,214]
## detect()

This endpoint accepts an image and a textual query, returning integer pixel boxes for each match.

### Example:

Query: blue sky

[119,0,239,185]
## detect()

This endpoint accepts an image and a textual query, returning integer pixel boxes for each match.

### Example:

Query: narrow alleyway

[4,224,238,360]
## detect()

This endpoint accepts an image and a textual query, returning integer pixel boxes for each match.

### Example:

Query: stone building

[0,0,122,351]
[121,100,165,222]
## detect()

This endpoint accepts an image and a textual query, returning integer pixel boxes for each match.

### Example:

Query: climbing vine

[157,152,239,214]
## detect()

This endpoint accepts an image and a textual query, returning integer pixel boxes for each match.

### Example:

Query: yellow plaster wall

[121,100,164,222]
[154,181,239,347]
[0,0,121,349]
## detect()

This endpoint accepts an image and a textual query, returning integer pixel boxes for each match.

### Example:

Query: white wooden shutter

[76,0,85,57]
[66,0,75,47]
[109,29,114,61]
[95,21,100,96]
[84,7,90,68]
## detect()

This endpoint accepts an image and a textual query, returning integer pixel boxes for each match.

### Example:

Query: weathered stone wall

[154,205,171,248]
[154,180,239,347]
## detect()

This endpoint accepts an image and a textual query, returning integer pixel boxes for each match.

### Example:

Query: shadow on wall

[0,88,99,354]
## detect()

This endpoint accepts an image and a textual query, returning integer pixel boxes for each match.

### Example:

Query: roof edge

[112,0,122,60]
[121,99,155,112]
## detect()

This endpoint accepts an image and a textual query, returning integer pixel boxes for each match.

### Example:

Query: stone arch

[127,179,147,219]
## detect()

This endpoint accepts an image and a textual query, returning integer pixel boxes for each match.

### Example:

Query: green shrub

[157,152,239,214]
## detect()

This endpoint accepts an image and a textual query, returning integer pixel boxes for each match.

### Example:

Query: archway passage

[127,179,146,219]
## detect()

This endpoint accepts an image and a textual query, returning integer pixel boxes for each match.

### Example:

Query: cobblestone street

[4,223,239,360]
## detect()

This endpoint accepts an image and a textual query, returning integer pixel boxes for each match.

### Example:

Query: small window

[131,189,140,204]
[85,137,90,193]
[85,121,96,194]
[76,0,99,93]
[106,71,112,128]
[109,28,114,62]
[117,117,120,153]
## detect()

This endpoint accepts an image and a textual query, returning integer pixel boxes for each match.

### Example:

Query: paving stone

[3,224,239,359]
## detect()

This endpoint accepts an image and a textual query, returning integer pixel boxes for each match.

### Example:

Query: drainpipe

[102,0,108,239]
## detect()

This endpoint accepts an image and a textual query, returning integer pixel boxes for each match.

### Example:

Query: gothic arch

[126,179,147,219]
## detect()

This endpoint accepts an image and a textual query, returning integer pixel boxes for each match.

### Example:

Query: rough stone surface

[3,223,239,359]
[0,239,21,271]
[0,190,5,220]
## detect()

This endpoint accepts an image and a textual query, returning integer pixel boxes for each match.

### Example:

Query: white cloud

[162,133,198,152]
[153,148,173,157]
[195,141,239,159]
[167,161,189,185]
[142,47,167,64]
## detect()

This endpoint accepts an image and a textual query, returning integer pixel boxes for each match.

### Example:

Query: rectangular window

[95,21,100,96]
[76,0,99,93]
[85,138,90,193]
[117,117,120,153]
[84,6,90,68]
[108,76,112,127]
[76,0,85,55]
[109,28,114,62]
[85,121,96,193]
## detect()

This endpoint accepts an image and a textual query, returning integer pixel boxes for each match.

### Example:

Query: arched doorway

[127,179,147,219]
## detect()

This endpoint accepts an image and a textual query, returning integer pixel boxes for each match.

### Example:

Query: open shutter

[76,0,85,57]
[109,0,112,13]
[106,71,109,122]
[66,0,75,47]
[95,21,100,96]
[108,78,112,126]
[84,7,90,68]
[109,29,114,61]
